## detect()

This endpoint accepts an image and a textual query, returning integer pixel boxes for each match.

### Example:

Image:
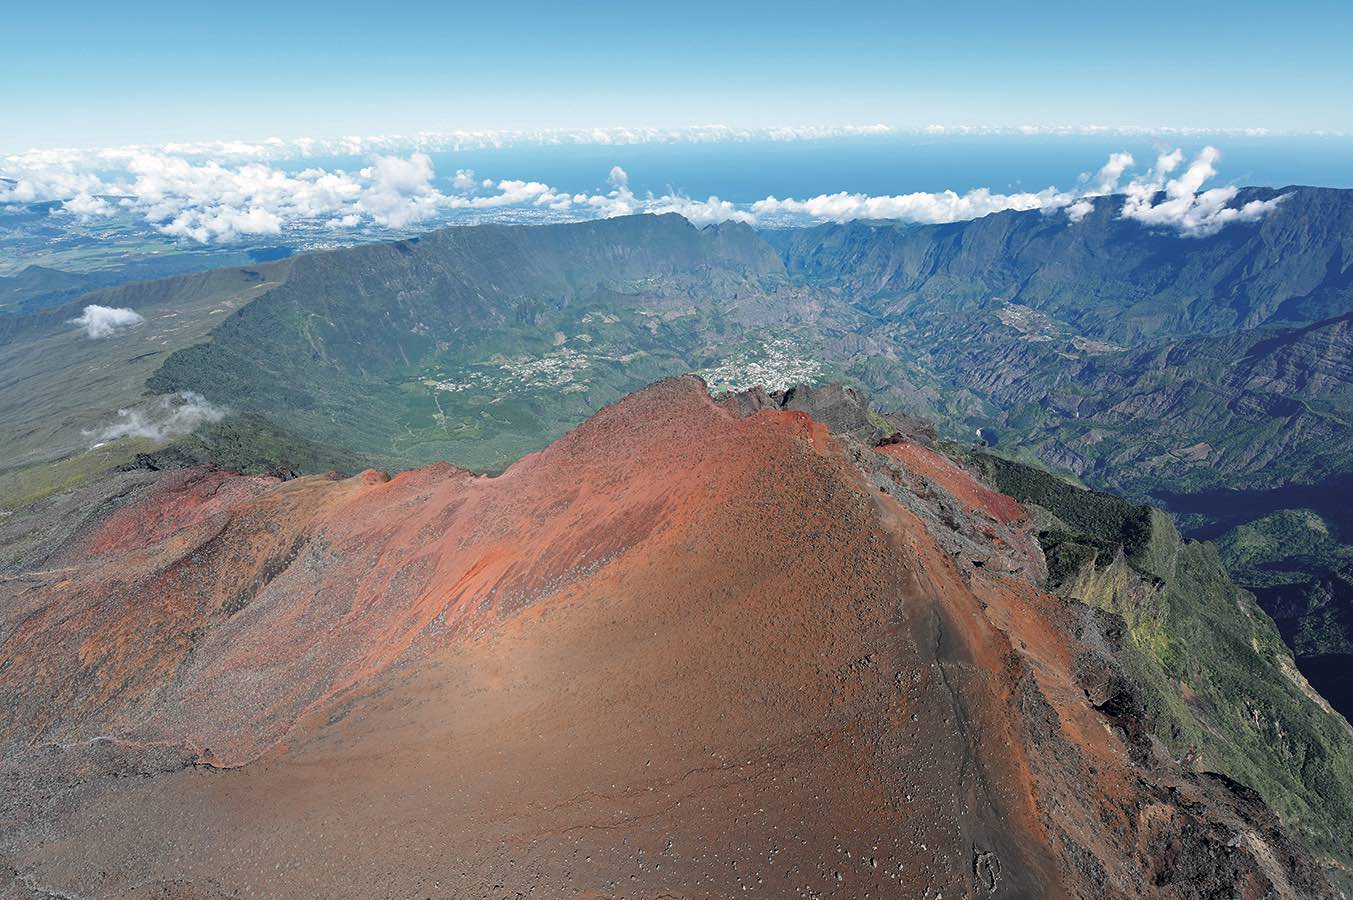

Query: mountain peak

[0,378,1328,897]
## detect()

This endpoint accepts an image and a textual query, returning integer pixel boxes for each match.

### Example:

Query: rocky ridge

[0,378,1337,898]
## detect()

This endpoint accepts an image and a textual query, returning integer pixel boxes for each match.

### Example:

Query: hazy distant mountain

[769,186,1353,343]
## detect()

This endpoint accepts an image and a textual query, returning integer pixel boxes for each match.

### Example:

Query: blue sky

[3,0,1351,150]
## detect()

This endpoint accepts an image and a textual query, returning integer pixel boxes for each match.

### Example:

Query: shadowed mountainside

[768,187,1353,344]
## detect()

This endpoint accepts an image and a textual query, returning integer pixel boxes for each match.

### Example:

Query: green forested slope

[967,451,1353,890]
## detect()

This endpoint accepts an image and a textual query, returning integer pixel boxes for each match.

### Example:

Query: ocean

[401,134,1353,200]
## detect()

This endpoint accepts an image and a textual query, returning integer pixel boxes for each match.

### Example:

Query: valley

[7,199,1353,667]
[8,5,1351,896]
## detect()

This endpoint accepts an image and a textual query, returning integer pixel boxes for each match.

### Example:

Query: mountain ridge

[1,377,1340,897]
[3,196,1353,773]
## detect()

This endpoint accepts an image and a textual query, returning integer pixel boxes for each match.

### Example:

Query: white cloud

[122,152,365,240]
[3,135,1286,242]
[917,124,1293,138]
[468,179,557,207]
[0,162,107,204]
[1066,199,1095,223]
[61,192,112,219]
[650,194,754,225]
[1087,152,1134,194]
[749,186,1073,225]
[84,391,226,444]
[1120,145,1285,237]
[358,152,442,227]
[2,125,898,171]
[154,206,283,243]
[69,304,145,338]
[742,146,1281,233]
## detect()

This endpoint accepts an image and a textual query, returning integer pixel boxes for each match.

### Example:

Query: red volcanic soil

[875,439,1026,524]
[0,377,1321,899]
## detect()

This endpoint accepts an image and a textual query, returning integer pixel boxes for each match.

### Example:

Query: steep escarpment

[1000,311,1353,497]
[968,450,1353,889]
[770,186,1353,345]
[0,378,1331,898]
[144,213,840,472]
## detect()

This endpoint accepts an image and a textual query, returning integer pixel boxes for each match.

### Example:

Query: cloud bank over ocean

[2,128,1284,242]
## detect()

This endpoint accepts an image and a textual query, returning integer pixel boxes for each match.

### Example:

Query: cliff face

[770,187,1353,345]
[0,378,1329,898]
[140,213,831,473]
[967,451,1353,888]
